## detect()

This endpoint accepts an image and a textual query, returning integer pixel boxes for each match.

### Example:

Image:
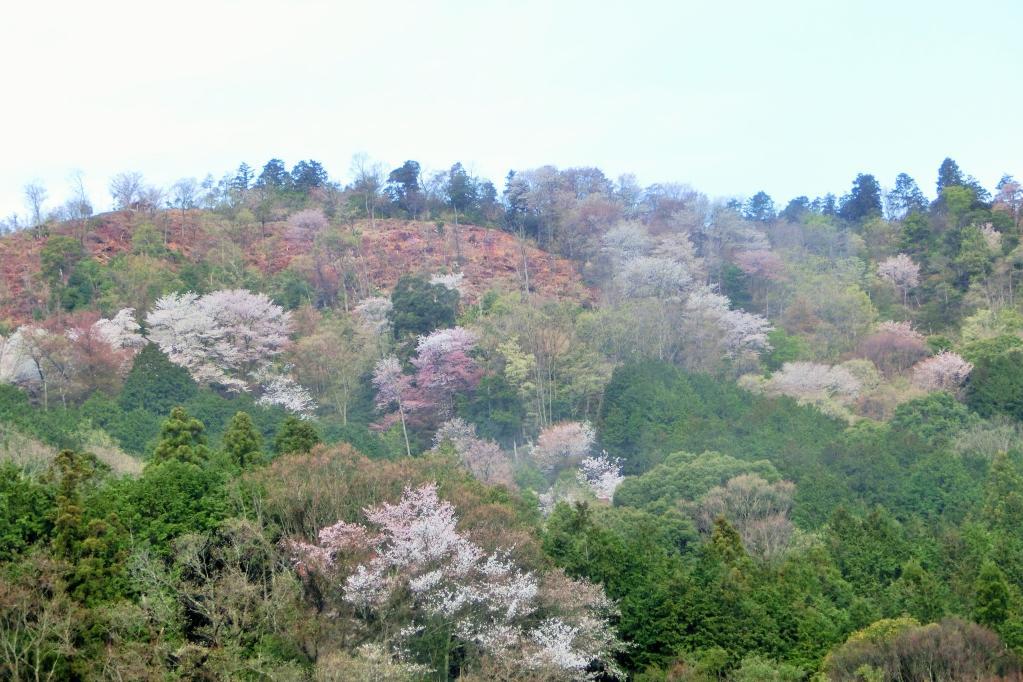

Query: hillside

[4,158,1023,680]
[0,210,588,325]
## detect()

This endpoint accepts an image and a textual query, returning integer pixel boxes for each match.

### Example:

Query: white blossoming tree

[877,254,920,305]
[912,351,973,393]
[285,483,623,680]
[91,308,146,350]
[530,422,596,474]
[433,418,514,488]
[576,454,624,502]
[146,289,313,413]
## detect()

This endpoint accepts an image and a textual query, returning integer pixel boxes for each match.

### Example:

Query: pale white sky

[1,0,1021,220]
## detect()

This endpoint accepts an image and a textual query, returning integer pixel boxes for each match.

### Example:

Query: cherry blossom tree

[877,254,920,305]
[255,373,316,416]
[433,418,514,488]
[734,249,785,316]
[765,362,862,404]
[615,256,693,300]
[682,287,772,370]
[353,296,393,338]
[429,272,465,293]
[372,327,482,452]
[600,222,651,264]
[0,329,31,384]
[979,223,1002,252]
[409,326,482,417]
[91,308,146,350]
[146,289,312,412]
[285,208,328,240]
[530,422,595,474]
[912,351,973,393]
[147,289,293,389]
[372,356,417,457]
[576,454,624,501]
[285,483,623,679]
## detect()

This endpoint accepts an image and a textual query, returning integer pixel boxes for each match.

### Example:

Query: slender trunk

[398,401,411,457]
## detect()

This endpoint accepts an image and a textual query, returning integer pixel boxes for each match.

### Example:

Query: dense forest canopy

[3,155,1023,680]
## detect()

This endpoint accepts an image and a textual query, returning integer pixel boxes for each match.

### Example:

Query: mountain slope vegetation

[2,156,1023,680]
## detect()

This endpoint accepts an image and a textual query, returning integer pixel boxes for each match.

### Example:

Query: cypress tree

[222,411,263,468]
[974,561,1010,629]
[274,416,321,456]
[152,407,210,465]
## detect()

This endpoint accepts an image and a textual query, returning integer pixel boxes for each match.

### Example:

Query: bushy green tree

[151,407,210,465]
[974,561,1011,629]
[274,416,321,455]
[120,344,198,416]
[965,336,1023,419]
[222,411,263,468]
[388,274,459,340]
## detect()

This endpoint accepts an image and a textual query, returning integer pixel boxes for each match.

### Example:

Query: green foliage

[825,508,909,599]
[388,274,459,340]
[40,235,85,286]
[119,344,198,416]
[964,336,1023,419]
[116,459,227,550]
[0,462,55,559]
[762,328,806,371]
[729,654,803,681]
[151,407,210,465]
[273,415,321,455]
[889,392,979,448]
[599,361,842,481]
[456,372,526,446]
[221,411,263,468]
[974,561,1011,629]
[614,450,779,512]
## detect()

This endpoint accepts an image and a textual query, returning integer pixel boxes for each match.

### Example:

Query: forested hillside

[3,157,1023,680]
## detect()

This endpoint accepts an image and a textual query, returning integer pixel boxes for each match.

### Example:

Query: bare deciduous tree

[23,181,47,227]
[109,171,145,210]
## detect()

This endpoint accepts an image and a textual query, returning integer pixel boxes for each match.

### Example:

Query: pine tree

[274,415,321,455]
[222,411,263,468]
[152,407,210,465]
[937,157,965,194]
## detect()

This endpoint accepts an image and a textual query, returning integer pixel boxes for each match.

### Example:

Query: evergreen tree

[274,415,321,455]
[974,561,1010,629]
[710,516,748,566]
[983,452,1023,533]
[290,160,329,190]
[937,157,965,195]
[231,162,253,191]
[152,407,211,465]
[385,160,423,217]
[887,173,928,218]
[839,173,883,222]
[742,191,776,222]
[779,196,810,222]
[445,162,478,224]
[255,158,290,189]
[388,274,459,340]
[120,344,198,415]
[222,411,263,468]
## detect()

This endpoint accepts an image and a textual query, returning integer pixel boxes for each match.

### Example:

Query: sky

[1,0,1021,220]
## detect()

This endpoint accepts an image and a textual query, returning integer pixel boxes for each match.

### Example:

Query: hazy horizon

[2,0,1021,219]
